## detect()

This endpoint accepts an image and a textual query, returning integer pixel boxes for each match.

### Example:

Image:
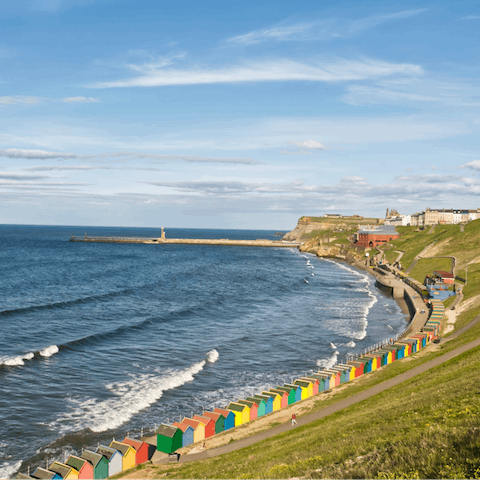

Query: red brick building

[356,225,400,247]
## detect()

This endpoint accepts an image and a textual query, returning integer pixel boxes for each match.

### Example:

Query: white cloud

[279,149,311,155]
[226,9,426,45]
[291,139,329,150]
[90,58,423,89]
[460,160,480,171]
[23,165,162,172]
[0,148,261,165]
[0,96,41,106]
[62,96,99,103]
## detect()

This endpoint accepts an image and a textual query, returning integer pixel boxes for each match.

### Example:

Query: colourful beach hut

[293,380,312,398]
[246,396,267,416]
[237,399,258,420]
[65,456,93,480]
[110,440,136,471]
[202,411,226,433]
[396,342,411,356]
[329,367,347,383]
[347,361,364,377]
[269,388,290,407]
[363,354,380,370]
[193,414,216,438]
[172,422,195,447]
[181,418,205,443]
[381,347,397,362]
[358,356,373,373]
[337,364,355,381]
[227,402,250,425]
[284,384,302,402]
[156,425,183,453]
[143,438,158,461]
[32,468,62,480]
[323,370,341,387]
[253,394,273,413]
[301,378,320,395]
[96,445,122,478]
[122,437,150,466]
[81,450,108,479]
[261,391,282,411]
[213,407,235,430]
[310,374,329,391]
[48,462,78,480]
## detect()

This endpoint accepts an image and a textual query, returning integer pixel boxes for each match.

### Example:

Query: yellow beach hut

[261,391,282,411]
[293,379,313,399]
[181,418,205,443]
[227,402,250,425]
[109,440,136,472]
[48,462,78,480]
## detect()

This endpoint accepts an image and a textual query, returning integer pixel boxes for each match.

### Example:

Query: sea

[0,225,408,479]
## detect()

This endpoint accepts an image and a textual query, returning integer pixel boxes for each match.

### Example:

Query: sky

[1,0,480,230]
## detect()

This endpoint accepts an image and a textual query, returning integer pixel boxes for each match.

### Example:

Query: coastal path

[154,320,480,466]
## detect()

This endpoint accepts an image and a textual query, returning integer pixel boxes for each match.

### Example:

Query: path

[156,326,480,465]
[394,250,404,263]
[405,242,436,274]
[427,225,436,234]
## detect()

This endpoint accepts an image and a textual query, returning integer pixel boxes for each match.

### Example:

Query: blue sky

[1,0,480,229]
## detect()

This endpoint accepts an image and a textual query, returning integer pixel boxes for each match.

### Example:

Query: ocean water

[0,225,408,478]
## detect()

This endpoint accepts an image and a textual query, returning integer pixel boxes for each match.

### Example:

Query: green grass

[408,257,452,283]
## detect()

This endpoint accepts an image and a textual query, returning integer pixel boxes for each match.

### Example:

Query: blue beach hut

[172,422,194,447]
[284,384,302,402]
[311,374,329,391]
[253,394,273,414]
[213,408,235,430]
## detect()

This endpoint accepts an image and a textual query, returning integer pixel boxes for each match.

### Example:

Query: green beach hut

[156,424,182,454]
[274,386,297,404]
[81,450,108,479]
[246,396,267,416]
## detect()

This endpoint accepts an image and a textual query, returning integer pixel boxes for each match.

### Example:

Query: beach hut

[301,378,320,395]
[337,364,355,381]
[363,354,380,370]
[310,374,329,391]
[227,402,250,425]
[253,394,273,413]
[181,418,205,443]
[214,407,235,430]
[284,384,302,402]
[329,367,347,383]
[270,388,291,407]
[172,422,195,447]
[237,399,258,420]
[16,474,35,479]
[322,370,341,387]
[246,396,267,415]
[122,437,150,466]
[357,357,373,373]
[31,468,62,480]
[261,391,282,411]
[193,415,216,438]
[96,445,122,478]
[65,456,93,480]
[293,380,312,398]
[143,438,158,461]
[381,347,397,362]
[346,361,364,377]
[156,424,183,453]
[110,440,136,471]
[411,334,427,348]
[202,411,226,433]
[81,450,109,479]
[375,350,392,365]
[396,342,412,356]
[48,462,78,480]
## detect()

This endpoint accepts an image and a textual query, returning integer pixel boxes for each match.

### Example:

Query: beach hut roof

[214,407,233,418]
[294,380,310,388]
[193,415,214,425]
[254,394,272,401]
[261,391,279,399]
[228,402,246,413]
[110,440,132,456]
[237,399,255,408]
[246,397,265,406]
[182,418,201,430]
[15,474,34,479]
[172,422,193,433]
[49,462,73,479]
[276,385,293,393]
[66,456,87,472]
[284,383,300,391]
[97,445,118,461]
[122,437,143,451]
[81,450,103,467]
[32,468,58,479]
[269,388,288,396]
[156,424,179,438]
[203,411,223,422]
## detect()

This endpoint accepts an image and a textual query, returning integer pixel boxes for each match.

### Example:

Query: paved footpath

[158,320,480,465]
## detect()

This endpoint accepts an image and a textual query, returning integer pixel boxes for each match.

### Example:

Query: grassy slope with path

[118,220,480,479]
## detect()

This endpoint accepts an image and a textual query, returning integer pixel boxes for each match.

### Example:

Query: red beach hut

[237,399,258,420]
[193,415,216,438]
[122,438,149,466]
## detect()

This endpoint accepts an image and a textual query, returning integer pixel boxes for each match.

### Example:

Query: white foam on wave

[39,345,59,357]
[0,352,35,367]
[0,460,22,480]
[316,350,339,369]
[346,340,356,348]
[329,342,337,349]
[56,349,219,433]
[322,259,378,340]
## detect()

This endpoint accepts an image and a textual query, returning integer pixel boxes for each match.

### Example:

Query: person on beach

[291,413,297,426]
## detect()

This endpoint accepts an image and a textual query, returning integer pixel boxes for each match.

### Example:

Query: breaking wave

[0,346,59,369]
[316,350,339,369]
[55,350,219,433]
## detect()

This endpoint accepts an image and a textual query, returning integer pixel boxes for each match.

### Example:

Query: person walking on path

[291,413,297,426]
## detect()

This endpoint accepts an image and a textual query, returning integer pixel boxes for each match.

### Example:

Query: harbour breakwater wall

[69,235,300,248]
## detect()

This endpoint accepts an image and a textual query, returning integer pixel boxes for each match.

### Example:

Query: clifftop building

[356,225,400,247]
[385,208,480,226]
